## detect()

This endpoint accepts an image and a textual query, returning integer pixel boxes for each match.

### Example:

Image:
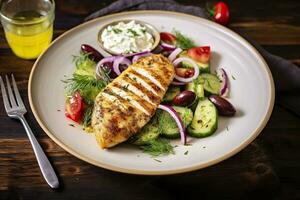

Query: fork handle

[19,116,59,189]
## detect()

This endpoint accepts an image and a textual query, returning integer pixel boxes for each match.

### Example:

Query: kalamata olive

[152,45,164,54]
[209,95,236,116]
[81,44,103,62]
[172,90,196,106]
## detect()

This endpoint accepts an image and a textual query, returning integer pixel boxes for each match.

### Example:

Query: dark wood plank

[0,137,280,199]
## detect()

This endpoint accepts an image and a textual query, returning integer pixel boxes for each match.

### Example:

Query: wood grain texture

[0,0,299,199]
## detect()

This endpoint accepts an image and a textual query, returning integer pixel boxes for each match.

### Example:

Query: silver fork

[0,74,59,189]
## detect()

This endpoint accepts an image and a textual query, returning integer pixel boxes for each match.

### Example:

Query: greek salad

[63,29,236,156]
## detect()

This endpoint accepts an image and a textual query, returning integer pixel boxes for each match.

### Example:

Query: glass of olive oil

[0,0,55,59]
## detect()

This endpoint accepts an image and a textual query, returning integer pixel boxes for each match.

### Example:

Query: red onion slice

[158,104,187,145]
[132,52,153,63]
[217,68,229,97]
[112,56,132,75]
[98,56,116,66]
[161,41,176,51]
[96,62,107,80]
[96,56,117,80]
[168,48,183,61]
[173,57,199,83]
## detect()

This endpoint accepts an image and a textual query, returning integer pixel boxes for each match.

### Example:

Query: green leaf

[72,52,96,78]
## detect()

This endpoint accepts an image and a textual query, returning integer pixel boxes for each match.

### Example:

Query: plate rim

[28,10,275,175]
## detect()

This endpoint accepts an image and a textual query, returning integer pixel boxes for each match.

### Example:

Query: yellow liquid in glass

[4,11,53,59]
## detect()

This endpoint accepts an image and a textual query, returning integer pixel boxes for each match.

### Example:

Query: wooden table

[0,0,299,199]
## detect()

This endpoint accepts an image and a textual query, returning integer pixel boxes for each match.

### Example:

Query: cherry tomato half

[175,68,195,78]
[160,32,176,44]
[65,91,84,122]
[187,46,210,64]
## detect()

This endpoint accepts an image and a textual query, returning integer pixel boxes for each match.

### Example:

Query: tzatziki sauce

[101,20,154,54]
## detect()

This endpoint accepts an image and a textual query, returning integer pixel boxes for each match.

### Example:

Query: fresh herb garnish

[232,75,236,80]
[62,74,107,98]
[140,138,174,157]
[173,30,195,49]
[82,100,94,128]
[65,53,110,98]
[128,28,139,36]
[140,28,146,34]
[112,28,122,34]
[184,150,189,155]
[69,124,75,127]
[121,84,129,91]
[153,158,162,163]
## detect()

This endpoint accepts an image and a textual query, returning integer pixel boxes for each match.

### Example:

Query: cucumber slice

[188,98,218,137]
[197,62,210,73]
[163,86,181,102]
[158,106,193,138]
[132,115,160,145]
[180,51,210,72]
[186,80,204,98]
[181,60,210,73]
[199,73,221,95]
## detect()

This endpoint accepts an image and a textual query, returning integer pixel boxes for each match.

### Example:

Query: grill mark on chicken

[111,82,155,114]
[117,79,156,105]
[109,85,151,115]
[139,66,170,89]
[98,89,148,141]
[131,66,165,91]
[127,70,162,95]
[122,75,161,105]
[104,88,142,114]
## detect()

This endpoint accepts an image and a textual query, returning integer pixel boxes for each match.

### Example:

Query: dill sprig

[82,100,94,127]
[72,52,90,67]
[140,138,174,157]
[173,29,196,50]
[128,28,139,36]
[112,28,122,34]
[62,74,106,97]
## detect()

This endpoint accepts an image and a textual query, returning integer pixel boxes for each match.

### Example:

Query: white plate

[28,11,274,175]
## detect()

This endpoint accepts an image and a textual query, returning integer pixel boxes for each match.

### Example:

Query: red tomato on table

[210,2,230,26]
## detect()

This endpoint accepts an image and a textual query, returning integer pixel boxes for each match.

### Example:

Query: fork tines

[0,74,26,113]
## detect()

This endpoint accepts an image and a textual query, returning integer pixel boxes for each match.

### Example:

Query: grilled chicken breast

[92,54,175,148]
